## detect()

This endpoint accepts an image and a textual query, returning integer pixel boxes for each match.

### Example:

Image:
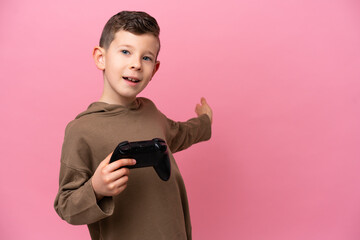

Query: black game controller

[109,138,171,181]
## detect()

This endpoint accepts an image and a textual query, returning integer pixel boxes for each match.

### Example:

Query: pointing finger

[201,97,207,105]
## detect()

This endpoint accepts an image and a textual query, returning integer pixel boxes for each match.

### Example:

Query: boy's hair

[99,11,160,52]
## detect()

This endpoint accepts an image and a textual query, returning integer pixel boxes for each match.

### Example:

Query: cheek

[106,53,124,67]
[106,63,123,79]
[145,64,157,77]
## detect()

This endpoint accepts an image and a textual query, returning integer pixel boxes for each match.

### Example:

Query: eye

[121,50,130,55]
[143,56,152,61]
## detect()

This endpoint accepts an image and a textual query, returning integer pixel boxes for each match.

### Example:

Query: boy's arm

[54,162,114,225]
[54,125,135,225]
[54,155,135,225]
[165,97,213,153]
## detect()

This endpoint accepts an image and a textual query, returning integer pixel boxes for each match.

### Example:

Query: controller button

[119,142,130,151]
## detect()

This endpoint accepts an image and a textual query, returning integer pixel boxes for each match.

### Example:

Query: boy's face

[94,30,160,105]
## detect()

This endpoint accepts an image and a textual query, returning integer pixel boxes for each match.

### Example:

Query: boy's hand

[91,153,136,201]
[195,97,213,123]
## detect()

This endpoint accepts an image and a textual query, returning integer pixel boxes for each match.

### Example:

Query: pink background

[1,0,360,239]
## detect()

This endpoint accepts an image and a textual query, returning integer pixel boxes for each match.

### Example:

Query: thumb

[195,103,202,114]
[100,152,113,167]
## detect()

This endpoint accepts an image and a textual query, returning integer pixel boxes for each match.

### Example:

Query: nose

[129,56,142,70]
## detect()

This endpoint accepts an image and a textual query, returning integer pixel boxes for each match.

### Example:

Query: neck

[98,94,136,107]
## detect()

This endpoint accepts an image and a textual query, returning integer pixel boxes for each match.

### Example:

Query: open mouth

[123,77,140,83]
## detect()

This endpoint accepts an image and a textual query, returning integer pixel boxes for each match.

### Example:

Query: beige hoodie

[54,97,211,240]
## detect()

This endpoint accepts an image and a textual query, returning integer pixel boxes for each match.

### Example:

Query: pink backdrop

[1,0,360,239]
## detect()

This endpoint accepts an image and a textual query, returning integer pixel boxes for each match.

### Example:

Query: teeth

[124,77,139,82]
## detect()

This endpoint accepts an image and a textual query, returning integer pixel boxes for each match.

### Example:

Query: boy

[54,11,212,240]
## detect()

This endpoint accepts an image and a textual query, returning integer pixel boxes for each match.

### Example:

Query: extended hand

[195,97,213,123]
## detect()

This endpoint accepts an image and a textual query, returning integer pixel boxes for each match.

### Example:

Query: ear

[151,61,160,79]
[93,46,106,70]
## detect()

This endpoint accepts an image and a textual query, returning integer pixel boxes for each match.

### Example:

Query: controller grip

[154,154,171,181]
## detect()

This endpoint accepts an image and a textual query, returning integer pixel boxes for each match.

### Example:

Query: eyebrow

[144,51,156,58]
[117,44,134,49]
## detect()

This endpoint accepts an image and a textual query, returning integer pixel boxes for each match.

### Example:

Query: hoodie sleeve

[164,114,212,153]
[54,122,114,225]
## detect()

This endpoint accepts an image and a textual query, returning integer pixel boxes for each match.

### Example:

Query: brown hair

[99,11,160,52]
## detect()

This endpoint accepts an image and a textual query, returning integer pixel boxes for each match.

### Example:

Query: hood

[75,98,142,119]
